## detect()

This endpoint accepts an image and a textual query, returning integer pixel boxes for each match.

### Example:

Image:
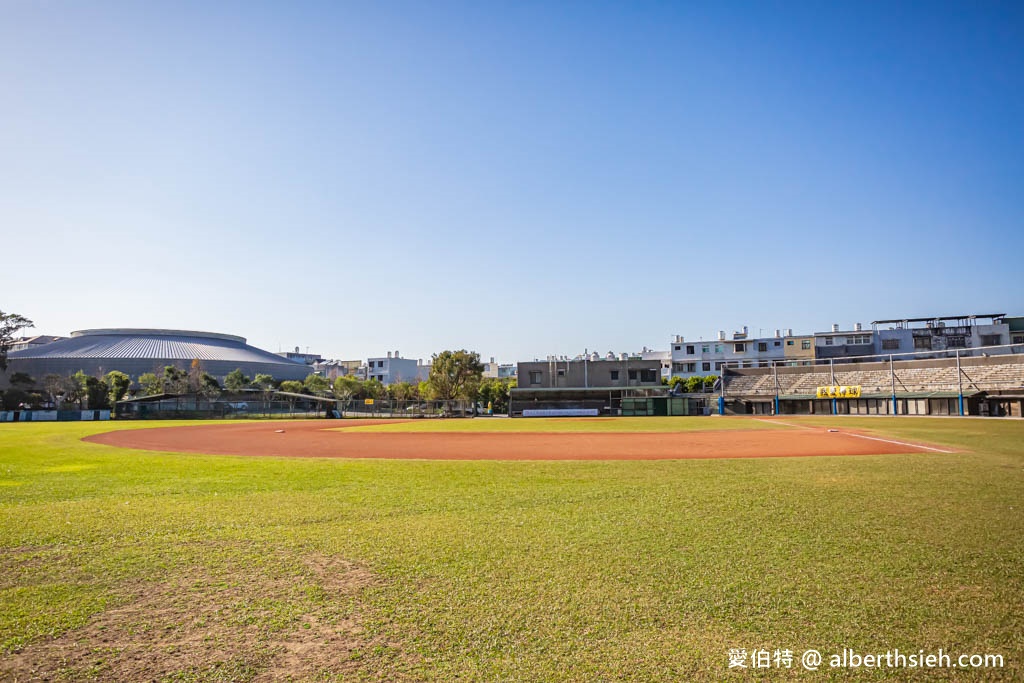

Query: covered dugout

[510,387,711,417]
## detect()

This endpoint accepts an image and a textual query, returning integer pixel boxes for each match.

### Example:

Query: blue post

[892,395,898,415]
[831,398,837,415]
[774,396,779,415]
[958,394,965,416]
[718,396,725,415]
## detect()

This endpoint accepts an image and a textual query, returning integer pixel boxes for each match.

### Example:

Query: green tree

[224,369,251,394]
[73,371,110,410]
[0,310,33,371]
[388,381,416,401]
[428,350,484,401]
[704,375,718,392]
[333,376,361,401]
[163,365,189,394]
[279,380,304,394]
[364,378,385,400]
[104,371,132,408]
[477,377,515,414]
[199,372,221,400]
[303,373,330,396]
[252,374,277,399]
[417,380,435,401]
[138,372,164,396]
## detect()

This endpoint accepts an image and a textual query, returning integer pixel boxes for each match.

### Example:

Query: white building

[365,351,429,385]
[669,326,789,379]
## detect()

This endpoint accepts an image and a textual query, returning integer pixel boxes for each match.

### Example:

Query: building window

[673,345,681,351]
[786,340,794,346]
[556,368,565,376]
[801,340,811,350]
[702,362,711,371]
[715,344,723,353]
[1014,334,1024,344]
[741,360,753,368]
[734,343,745,353]
[686,345,695,354]
[610,370,620,380]
[684,363,696,373]
[701,344,709,353]
[914,336,932,350]
[714,362,723,371]
[882,339,900,350]
[640,369,658,382]
[758,342,768,352]
[529,371,542,385]
[824,337,834,346]
[981,334,1002,346]
[848,334,871,345]
[628,370,638,380]
[774,341,781,347]
[946,335,967,348]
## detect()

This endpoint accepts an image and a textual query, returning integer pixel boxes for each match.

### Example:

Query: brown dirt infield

[83,421,942,460]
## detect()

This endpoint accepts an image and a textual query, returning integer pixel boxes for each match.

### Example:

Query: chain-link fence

[115,395,480,420]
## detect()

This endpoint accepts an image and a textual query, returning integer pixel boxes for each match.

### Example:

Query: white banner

[521,408,600,417]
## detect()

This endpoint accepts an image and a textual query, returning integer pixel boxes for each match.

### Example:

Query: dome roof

[9,328,299,367]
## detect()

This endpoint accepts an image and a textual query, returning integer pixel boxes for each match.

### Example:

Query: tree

[388,381,416,402]
[43,374,67,404]
[477,377,515,414]
[333,376,361,402]
[162,365,189,394]
[104,371,132,408]
[0,310,33,371]
[73,371,109,410]
[187,359,205,393]
[252,374,276,400]
[279,380,304,394]
[303,373,330,396]
[363,378,385,400]
[199,372,222,400]
[224,369,250,394]
[138,372,164,397]
[427,350,484,401]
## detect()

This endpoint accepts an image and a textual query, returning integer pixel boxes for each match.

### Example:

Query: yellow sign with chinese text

[816,385,862,399]
[364,398,375,405]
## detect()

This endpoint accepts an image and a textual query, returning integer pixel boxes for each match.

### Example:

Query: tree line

[1,348,517,414]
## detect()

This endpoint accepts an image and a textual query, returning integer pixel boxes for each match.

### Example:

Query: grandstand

[721,348,1024,417]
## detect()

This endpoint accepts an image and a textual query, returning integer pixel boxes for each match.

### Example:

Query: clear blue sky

[3,1,1021,362]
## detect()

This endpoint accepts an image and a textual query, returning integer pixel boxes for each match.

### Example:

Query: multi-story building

[312,359,363,381]
[782,329,814,365]
[482,358,518,380]
[872,314,1012,357]
[276,347,323,365]
[8,335,65,353]
[669,327,790,379]
[813,323,875,363]
[518,356,661,389]
[365,351,428,385]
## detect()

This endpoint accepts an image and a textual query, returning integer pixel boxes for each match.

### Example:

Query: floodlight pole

[719,362,726,415]
[889,354,897,415]
[772,360,779,416]
[830,358,837,415]
[956,348,964,416]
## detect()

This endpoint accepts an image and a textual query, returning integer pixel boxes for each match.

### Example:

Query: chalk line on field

[753,418,815,430]
[844,432,954,453]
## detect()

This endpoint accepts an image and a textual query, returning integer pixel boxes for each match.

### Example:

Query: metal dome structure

[6,329,310,382]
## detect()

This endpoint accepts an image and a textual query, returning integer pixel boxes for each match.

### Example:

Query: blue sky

[2,1,1021,362]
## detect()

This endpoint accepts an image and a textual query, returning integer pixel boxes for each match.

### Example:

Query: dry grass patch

[1,551,414,682]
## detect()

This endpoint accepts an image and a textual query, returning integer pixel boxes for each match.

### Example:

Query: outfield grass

[1,417,1022,681]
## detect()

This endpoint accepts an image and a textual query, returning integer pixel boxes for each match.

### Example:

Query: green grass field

[1,417,1022,681]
